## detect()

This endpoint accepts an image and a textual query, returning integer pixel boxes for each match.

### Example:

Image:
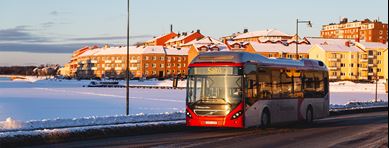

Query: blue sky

[0,0,388,65]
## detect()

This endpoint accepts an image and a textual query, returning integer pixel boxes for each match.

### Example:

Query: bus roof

[191,52,327,71]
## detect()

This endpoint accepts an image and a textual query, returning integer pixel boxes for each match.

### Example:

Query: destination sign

[192,67,235,75]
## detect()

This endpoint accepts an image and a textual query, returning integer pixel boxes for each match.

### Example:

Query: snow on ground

[0,77,387,133]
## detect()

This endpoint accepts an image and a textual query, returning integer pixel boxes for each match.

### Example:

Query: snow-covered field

[0,77,387,133]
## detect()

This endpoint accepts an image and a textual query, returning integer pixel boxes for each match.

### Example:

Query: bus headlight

[186,110,192,118]
[231,111,243,120]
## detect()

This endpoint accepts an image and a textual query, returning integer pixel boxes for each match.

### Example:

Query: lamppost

[126,0,130,115]
[296,19,312,60]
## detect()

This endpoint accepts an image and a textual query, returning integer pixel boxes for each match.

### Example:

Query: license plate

[205,121,218,125]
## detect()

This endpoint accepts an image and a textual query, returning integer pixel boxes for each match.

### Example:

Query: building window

[160,64,165,68]
[153,56,157,60]
[160,57,165,61]
[378,52,382,56]
[152,63,157,68]
[145,63,149,68]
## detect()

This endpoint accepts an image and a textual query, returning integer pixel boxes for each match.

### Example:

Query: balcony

[328,67,339,71]
[328,58,340,62]
[368,55,375,58]
[329,76,340,80]
[115,67,123,71]
[368,64,376,67]
[115,60,123,64]
[105,67,112,71]
[359,59,368,62]
[130,60,140,64]
[91,67,98,71]
[360,67,369,71]
[130,67,138,71]
[368,73,375,76]
[358,77,368,80]
[105,60,112,64]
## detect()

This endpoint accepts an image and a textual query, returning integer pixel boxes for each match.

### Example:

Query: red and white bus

[186,52,329,128]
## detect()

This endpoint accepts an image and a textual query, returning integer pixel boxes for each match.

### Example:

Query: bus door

[244,64,260,127]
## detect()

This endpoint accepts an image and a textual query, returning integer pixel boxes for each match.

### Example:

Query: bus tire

[261,109,271,128]
[306,106,314,124]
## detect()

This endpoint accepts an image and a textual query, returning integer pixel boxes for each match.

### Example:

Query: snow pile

[0,120,185,139]
[2,118,22,129]
[331,100,388,110]
[0,112,184,133]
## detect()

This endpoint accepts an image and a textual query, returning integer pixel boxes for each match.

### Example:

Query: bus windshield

[187,75,242,116]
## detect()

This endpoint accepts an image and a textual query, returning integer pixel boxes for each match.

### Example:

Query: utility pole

[296,19,312,60]
[126,0,130,115]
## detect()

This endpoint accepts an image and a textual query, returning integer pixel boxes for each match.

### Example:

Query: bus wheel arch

[306,105,314,124]
[261,108,271,128]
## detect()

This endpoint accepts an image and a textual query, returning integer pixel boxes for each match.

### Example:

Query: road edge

[1,107,388,147]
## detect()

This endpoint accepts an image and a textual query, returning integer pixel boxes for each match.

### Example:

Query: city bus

[186,52,329,128]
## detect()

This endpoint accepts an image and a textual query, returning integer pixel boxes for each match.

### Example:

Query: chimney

[345,41,351,47]
[196,29,201,33]
[243,29,249,33]
[170,24,173,33]
[355,38,360,43]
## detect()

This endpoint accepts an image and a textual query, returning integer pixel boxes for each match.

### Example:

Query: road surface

[37,111,388,148]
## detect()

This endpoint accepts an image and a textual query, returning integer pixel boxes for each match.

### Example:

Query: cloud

[41,22,55,28]
[69,35,154,41]
[0,26,48,43]
[50,11,59,16]
[0,43,109,54]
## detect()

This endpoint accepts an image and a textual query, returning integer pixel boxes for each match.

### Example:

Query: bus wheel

[306,106,314,124]
[261,109,271,128]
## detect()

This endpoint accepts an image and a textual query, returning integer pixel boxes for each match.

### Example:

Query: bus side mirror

[173,77,179,88]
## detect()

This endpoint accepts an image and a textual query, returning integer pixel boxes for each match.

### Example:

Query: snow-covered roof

[307,38,353,46]
[354,41,388,49]
[234,29,291,40]
[165,47,189,56]
[78,46,187,57]
[250,42,312,54]
[315,44,362,52]
[182,36,224,46]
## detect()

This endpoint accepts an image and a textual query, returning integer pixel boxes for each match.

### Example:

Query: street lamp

[126,0,130,115]
[296,19,312,60]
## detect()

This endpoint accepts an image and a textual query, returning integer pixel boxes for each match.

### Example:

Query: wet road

[41,111,388,148]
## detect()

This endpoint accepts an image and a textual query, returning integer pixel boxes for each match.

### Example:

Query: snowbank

[330,100,388,111]
[0,112,185,133]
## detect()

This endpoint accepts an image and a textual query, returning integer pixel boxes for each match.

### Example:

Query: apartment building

[74,46,188,79]
[244,42,311,59]
[321,18,388,42]
[354,41,388,80]
[309,40,363,81]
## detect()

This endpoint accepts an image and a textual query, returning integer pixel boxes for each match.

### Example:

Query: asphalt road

[38,111,388,148]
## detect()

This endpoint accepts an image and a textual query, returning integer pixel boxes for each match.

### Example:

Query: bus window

[258,68,272,100]
[303,71,316,98]
[324,72,329,95]
[281,69,293,98]
[293,71,303,98]
[315,71,325,98]
[272,69,281,99]
[245,64,258,105]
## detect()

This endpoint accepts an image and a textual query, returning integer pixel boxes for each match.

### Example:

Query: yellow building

[308,40,363,81]
[245,42,311,60]
[354,41,388,80]
[384,49,388,81]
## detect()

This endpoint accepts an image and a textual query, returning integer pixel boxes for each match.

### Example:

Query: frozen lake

[0,77,387,121]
